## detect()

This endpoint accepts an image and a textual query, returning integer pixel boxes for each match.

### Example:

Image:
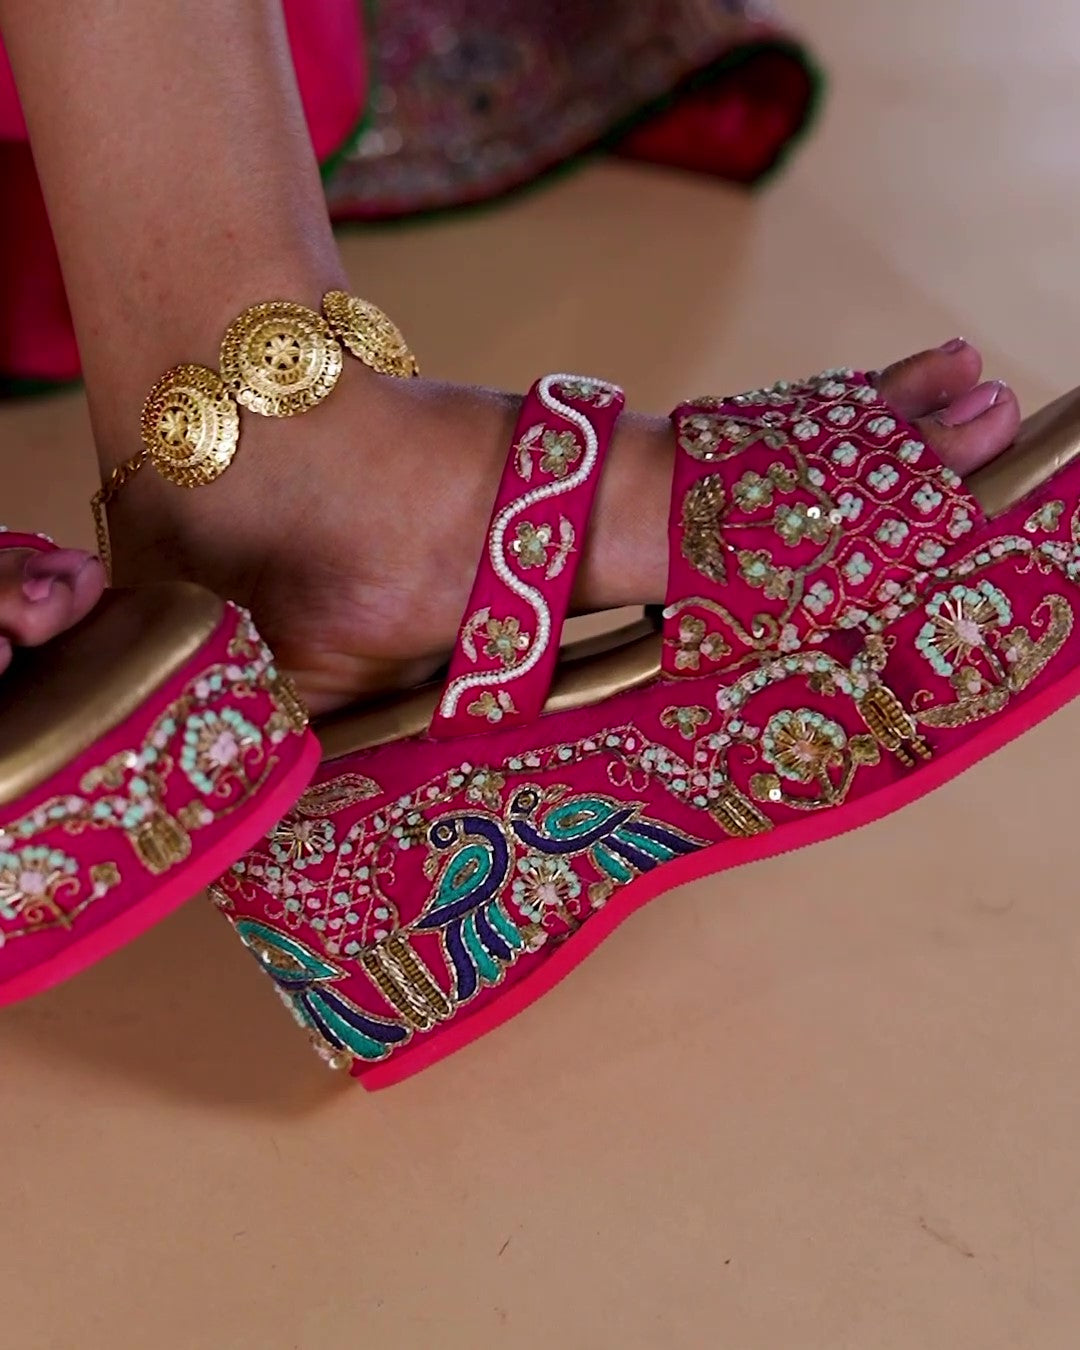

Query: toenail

[23,548,97,584]
[936,380,1006,427]
[938,337,968,354]
[21,573,54,603]
[21,548,97,601]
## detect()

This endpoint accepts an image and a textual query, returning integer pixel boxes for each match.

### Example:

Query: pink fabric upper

[216,368,1080,1086]
[663,374,983,677]
[430,375,625,738]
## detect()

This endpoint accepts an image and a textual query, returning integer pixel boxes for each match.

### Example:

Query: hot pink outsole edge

[0,730,320,1010]
[353,655,1080,1089]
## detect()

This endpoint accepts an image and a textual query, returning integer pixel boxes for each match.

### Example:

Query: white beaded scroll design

[438,374,622,720]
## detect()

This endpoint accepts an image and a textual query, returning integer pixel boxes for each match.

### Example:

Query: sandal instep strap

[663,370,986,676]
[428,374,625,739]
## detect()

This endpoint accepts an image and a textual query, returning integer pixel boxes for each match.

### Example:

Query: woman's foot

[106,340,1021,716]
[0,544,104,676]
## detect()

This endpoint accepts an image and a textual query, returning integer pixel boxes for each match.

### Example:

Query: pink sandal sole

[359,648,1080,1087]
[214,372,1080,1087]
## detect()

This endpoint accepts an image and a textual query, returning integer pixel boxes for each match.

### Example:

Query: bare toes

[915,380,1021,478]
[0,548,106,651]
[874,341,983,421]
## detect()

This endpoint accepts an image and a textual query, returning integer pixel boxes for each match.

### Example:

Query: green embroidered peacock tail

[417,788,704,1002]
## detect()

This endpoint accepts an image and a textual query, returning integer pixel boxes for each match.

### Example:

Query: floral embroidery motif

[831,440,859,467]
[947,505,975,538]
[667,615,730,671]
[460,609,531,667]
[553,377,618,408]
[842,551,874,585]
[912,577,1072,729]
[912,484,943,514]
[760,708,848,782]
[512,520,555,568]
[803,580,835,615]
[875,518,910,548]
[1026,500,1065,534]
[0,847,79,936]
[0,608,306,952]
[269,817,336,869]
[750,703,881,809]
[516,426,583,480]
[468,690,518,722]
[678,412,729,460]
[732,469,775,511]
[483,617,531,668]
[180,707,262,794]
[508,518,575,578]
[511,854,583,930]
[915,582,1011,677]
[538,430,581,478]
[739,548,793,599]
[916,539,947,567]
[775,501,829,547]
[897,439,924,464]
[660,705,711,739]
[866,463,899,492]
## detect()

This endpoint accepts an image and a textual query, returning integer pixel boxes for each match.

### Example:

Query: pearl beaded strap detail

[431,374,625,736]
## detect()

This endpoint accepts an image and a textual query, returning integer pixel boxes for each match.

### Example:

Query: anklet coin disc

[140,364,241,488]
[322,290,420,378]
[220,300,343,417]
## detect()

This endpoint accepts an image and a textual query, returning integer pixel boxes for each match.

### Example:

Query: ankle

[87,257,352,478]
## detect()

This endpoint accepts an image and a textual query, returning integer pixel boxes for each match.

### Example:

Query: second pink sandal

[212,368,1080,1088]
[0,533,319,1006]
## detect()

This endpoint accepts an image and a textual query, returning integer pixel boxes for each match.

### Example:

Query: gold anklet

[90,292,418,576]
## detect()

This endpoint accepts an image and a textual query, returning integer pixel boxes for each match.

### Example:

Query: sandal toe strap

[429,374,625,738]
[662,369,985,675]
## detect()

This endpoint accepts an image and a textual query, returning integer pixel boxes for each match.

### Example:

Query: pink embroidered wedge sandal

[0,532,319,1006]
[213,369,1080,1088]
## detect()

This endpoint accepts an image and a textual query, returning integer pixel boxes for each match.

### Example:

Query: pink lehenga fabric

[0,0,817,383]
[324,0,818,219]
[0,0,366,386]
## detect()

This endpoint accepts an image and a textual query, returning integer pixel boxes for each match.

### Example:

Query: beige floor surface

[4,1,1080,1346]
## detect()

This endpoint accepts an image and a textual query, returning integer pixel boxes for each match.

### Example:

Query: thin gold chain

[89,450,148,580]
